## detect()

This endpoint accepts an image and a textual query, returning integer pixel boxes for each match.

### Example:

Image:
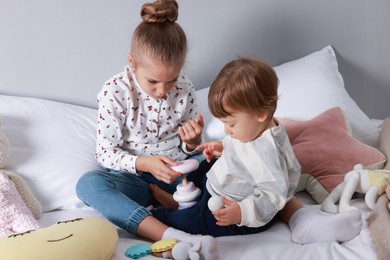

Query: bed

[1,45,388,260]
[1,1,390,259]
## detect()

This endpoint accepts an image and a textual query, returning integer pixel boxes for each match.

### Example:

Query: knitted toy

[387,184,390,211]
[380,117,390,212]
[366,117,390,260]
[0,116,42,236]
[321,163,390,213]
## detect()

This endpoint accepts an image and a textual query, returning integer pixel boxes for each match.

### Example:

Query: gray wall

[1,0,389,118]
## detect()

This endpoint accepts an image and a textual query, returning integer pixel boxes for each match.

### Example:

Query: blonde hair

[131,0,187,68]
[208,58,279,119]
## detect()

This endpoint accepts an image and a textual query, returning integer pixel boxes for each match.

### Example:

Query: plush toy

[0,116,42,236]
[366,117,390,260]
[381,117,390,211]
[0,117,42,236]
[0,172,41,236]
[386,184,390,211]
[0,217,118,260]
[321,163,390,213]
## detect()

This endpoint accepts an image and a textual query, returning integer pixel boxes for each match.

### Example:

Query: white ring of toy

[173,186,201,202]
[178,201,198,210]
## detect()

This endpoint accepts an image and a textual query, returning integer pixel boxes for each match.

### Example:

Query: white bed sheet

[37,192,377,260]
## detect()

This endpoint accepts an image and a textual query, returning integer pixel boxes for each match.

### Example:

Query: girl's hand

[212,198,241,226]
[179,112,204,151]
[136,156,181,184]
[197,141,223,162]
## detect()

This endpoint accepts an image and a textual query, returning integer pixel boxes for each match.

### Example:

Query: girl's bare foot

[149,183,179,210]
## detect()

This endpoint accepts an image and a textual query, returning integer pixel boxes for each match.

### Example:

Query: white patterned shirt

[206,123,301,227]
[95,65,199,174]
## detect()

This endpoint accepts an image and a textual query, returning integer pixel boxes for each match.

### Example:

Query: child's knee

[76,171,106,197]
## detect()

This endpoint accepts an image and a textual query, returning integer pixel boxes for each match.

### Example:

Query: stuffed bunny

[322,118,390,214]
[0,116,41,236]
[321,164,390,213]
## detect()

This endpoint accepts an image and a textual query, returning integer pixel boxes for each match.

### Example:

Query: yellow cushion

[0,217,118,260]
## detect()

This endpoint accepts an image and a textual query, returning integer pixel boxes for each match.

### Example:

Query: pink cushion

[279,107,386,203]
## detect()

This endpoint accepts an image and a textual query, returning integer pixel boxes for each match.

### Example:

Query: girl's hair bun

[141,0,178,23]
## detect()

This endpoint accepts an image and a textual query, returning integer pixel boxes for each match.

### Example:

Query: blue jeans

[75,153,205,235]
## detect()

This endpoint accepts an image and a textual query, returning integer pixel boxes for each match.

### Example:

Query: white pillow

[0,95,99,212]
[274,45,379,148]
[196,87,224,142]
[197,46,380,148]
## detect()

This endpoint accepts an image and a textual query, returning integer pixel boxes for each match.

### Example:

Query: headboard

[1,0,389,119]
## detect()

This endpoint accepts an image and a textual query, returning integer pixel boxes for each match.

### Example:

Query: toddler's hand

[197,141,223,162]
[136,156,181,184]
[179,112,204,151]
[212,198,241,226]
